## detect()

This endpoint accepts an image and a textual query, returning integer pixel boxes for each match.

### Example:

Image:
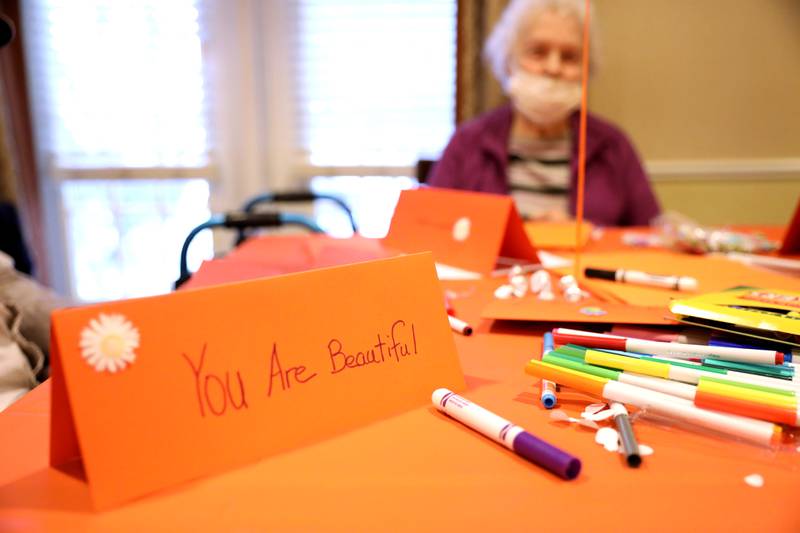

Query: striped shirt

[507,135,570,220]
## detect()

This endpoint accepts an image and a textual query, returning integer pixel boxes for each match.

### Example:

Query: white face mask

[506,70,582,126]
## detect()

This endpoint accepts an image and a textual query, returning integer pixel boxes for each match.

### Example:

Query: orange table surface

[2,276,799,531]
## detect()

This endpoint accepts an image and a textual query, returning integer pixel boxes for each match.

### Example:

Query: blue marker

[540,332,558,409]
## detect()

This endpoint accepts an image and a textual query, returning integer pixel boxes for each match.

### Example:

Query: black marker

[447,315,473,336]
[584,267,698,291]
[611,402,641,468]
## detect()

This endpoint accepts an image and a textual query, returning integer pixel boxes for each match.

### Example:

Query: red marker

[444,294,456,316]
[444,293,472,335]
[552,328,783,366]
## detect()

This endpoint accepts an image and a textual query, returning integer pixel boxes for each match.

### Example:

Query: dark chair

[174,211,323,289]
[237,190,357,245]
[0,201,33,275]
[416,159,437,184]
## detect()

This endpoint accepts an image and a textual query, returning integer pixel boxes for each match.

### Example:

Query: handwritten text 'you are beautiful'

[180,319,418,417]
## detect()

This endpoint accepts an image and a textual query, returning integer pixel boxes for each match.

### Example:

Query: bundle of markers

[526,328,799,447]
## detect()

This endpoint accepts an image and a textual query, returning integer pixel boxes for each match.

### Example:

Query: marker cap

[540,391,557,409]
[511,432,581,480]
[584,267,616,281]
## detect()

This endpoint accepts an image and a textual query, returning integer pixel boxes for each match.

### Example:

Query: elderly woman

[428,0,660,227]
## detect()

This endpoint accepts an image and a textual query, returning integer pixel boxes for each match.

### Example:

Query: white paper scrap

[744,474,764,488]
[537,251,572,269]
[435,263,482,280]
[493,284,514,299]
[550,410,579,423]
[584,403,607,415]
[595,427,619,452]
[577,418,600,429]
[581,404,616,422]
[637,444,654,456]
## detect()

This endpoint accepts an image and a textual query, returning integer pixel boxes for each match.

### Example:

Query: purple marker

[432,388,581,480]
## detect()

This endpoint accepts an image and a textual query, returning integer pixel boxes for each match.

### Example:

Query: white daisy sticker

[79,313,140,373]
[452,216,471,242]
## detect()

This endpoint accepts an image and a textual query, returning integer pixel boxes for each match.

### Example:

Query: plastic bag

[653,212,778,254]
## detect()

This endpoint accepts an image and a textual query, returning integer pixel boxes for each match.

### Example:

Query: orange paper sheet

[49,253,465,509]
[227,234,394,267]
[481,248,800,325]
[481,295,674,325]
[183,235,396,290]
[181,258,287,290]
[558,250,800,308]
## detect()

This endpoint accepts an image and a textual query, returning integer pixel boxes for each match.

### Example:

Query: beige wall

[653,177,797,226]
[590,0,800,224]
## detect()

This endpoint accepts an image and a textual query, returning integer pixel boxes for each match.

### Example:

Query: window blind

[22,0,213,301]
[24,0,210,170]
[293,0,457,168]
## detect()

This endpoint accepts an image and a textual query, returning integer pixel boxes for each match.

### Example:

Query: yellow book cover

[669,288,800,345]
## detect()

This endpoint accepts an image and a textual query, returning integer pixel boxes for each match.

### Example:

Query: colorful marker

[709,337,795,364]
[540,332,558,409]
[443,293,455,316]
[584,267,698,291]
[543,350,697,401]
[541,380,557,409]
[547,349,798,425]
[638,354,800,392]
[611,402,641,467]
[448,315,473,336]
[579,348,800,393]
[525,360,782,447]
[556,343,799,393]
[695,380,800,426]
[553,328,783,365]
[701,358,794,381]
[432,388,581,479]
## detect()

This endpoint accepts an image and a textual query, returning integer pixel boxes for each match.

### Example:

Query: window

[24,0,214,301]
[294,0,457,237]
[294,0,456,168]
[23,1,457,300]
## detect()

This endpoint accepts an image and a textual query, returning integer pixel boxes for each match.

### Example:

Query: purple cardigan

[428,105,660,226]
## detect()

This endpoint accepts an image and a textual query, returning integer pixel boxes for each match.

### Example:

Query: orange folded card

[49,253,465,509]
[384,188,538,273]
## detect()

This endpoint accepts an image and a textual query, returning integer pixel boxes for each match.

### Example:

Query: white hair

[484,0,599,89]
